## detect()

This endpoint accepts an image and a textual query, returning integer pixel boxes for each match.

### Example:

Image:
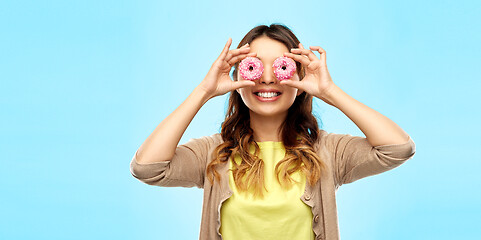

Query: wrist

[193,85,213,105]
[319,84,342,107]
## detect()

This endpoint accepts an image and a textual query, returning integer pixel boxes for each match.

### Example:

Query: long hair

[206,23,327,199]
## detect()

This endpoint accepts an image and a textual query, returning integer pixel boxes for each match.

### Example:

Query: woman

[130,24,416,240]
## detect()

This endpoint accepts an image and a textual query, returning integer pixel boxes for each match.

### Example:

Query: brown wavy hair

[206,23,327,199]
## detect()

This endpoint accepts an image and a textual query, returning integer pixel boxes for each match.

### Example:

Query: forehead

[249,36,289,62]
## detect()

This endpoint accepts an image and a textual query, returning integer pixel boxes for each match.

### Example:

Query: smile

[253,92,282,102]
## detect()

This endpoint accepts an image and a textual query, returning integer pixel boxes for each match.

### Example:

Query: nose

[259,65,277,85]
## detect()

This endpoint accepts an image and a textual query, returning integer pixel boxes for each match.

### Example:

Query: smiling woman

[130,23,416,240]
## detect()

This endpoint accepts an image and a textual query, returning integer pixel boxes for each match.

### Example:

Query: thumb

[231,80,255,90]
[280,80,304,91]
[217,38,232,62]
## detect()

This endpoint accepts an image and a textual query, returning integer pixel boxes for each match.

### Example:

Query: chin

[249,107,288,117]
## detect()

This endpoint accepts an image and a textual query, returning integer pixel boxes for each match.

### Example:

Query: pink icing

[239,57,264,80]
[273,57,296,80]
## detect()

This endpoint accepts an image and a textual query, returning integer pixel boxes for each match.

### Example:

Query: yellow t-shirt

[220,141,315,240]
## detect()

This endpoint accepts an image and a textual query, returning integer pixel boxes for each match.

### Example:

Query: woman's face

[236,36,302,119]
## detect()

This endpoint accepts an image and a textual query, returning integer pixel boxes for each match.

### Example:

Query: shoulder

[313,129,352,153]
[313,129,331,149]
[204,133,224,147]
[203,132,223,145]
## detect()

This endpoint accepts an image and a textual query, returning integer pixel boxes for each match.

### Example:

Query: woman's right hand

[198,38,257,99]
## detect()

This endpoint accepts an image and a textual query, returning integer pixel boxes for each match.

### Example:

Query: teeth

[256,92,280,98]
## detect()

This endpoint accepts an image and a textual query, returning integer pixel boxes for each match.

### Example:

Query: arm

[135,86,210,164]
[324,84,410,147]
[321,85,416,187]
[130,86,213,188]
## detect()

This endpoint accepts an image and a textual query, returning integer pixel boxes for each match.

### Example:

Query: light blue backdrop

[1,0,479,239]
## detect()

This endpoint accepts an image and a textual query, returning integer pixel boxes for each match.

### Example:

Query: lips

[251,88,282,103]
[253,92,282,102]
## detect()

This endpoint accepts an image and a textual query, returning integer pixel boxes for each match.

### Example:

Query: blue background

[1,0,480,239]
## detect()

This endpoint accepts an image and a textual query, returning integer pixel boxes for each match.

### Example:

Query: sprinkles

[239,57,264,80]
[273,57,296,80]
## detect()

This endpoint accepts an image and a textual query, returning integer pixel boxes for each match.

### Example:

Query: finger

[241,42,250,48]
[232,79,256,90]
[225,46,251,62]
[227,52,256,66]
[299,42,312,58]
[218,38,232,61]
[283,52,310,66]
[309,45,326,54]
[291,48,317,62]
[234,46,252,55]
[309,46,327,63]
[279,79,305,91]
[295,43,309,60]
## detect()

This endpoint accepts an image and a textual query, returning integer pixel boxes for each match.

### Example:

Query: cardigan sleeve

[323,131,416,188]
[129,134,221,189]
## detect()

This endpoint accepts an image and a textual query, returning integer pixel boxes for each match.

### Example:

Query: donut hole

[249,66,254,71]
[281,66,287,70]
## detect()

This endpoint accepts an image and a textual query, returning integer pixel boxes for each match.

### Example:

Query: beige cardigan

[130,129,416,240]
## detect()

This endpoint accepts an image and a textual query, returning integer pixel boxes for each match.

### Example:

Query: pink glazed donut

[273,57,296,80]
[239,57,264,80]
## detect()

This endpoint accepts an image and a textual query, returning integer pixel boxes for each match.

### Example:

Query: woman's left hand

[281,43,336,105]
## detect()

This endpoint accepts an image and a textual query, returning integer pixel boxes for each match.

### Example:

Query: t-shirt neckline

[255,141,284,149]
